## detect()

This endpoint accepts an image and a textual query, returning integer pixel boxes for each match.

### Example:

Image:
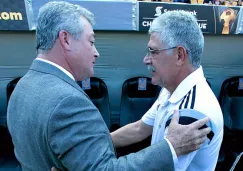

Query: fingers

[194,136,207,150]
[195,135,207,145]
[170,110,180,125]
[191,127,211,140]
[185,136,207,154]
[190,117,210,129]
[199,136,207,144]
[195,127,211,139]
[200,127,211,137]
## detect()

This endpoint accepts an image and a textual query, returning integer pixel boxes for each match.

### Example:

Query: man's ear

[176,46,187,66]
[58,30,72,51]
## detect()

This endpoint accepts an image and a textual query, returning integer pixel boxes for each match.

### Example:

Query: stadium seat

[218,76,243,170]
[77,77,111,130]
[0,78,21,170]
[7,77,111,130]
[120,77,161,126]
[0,125,14,157]
[117,77,161,156]
[6,77,21,104]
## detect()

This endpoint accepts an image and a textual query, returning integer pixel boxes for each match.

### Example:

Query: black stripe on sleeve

[190,85,196,109]
[179,94,187,110]
[184,90,192,109]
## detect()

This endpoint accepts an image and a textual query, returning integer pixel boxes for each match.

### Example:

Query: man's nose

[94,46,99,58]
[143,55,151,65]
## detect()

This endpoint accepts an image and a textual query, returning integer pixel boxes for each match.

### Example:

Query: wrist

[167,136,180,156]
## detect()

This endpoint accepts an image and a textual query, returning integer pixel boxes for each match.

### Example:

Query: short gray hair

[36,1,95,54]
[149,10,204,67]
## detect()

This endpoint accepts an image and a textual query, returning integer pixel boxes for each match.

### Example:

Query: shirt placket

[158,101,171,129]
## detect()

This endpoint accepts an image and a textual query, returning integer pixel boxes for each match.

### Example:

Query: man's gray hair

[36,1,95,54]
[149,10,204,67]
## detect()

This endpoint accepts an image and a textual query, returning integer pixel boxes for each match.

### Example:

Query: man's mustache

[147,65,156,72]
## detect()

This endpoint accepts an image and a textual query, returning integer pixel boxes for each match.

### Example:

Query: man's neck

[37,53,75,81]
[167,66,198,94]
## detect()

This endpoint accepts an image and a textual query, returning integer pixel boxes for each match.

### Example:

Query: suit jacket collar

[30,59,90,99]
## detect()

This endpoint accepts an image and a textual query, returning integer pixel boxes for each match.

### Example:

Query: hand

[166,110,211,156]
[51,167,60,171]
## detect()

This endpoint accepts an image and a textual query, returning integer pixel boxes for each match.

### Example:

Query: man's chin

[151,78,159,85]
[89,69,94,77]
[76,71,94,81]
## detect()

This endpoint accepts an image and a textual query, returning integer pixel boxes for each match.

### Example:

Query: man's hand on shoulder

[166,110,211,156]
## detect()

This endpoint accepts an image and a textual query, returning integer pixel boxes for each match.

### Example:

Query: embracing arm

[48,96,209,171]
[111,120,152,148]
[48,95,174,171]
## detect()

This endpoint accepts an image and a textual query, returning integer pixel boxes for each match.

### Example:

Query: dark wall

[1,31,243,125]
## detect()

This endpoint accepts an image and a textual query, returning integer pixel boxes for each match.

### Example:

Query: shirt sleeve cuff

[141,116,154,127]
[164,137,178,169]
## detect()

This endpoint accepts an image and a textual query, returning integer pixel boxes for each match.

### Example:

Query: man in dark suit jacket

[7,1,210,171]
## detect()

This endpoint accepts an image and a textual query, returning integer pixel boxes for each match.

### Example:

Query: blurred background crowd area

[137,0,243,6]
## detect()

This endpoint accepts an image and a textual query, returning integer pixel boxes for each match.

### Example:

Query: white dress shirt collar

[36,58,75,81]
